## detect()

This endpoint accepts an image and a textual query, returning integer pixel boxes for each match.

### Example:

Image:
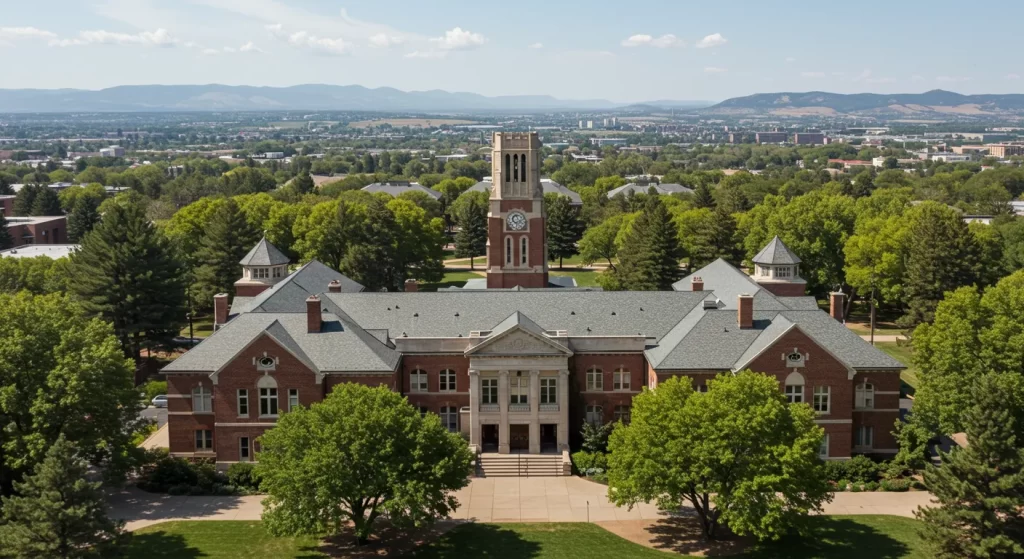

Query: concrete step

[477,454,566,477]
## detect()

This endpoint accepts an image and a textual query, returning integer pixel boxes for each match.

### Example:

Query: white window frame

[259,388,279,417]
[253,267,269,280]
[195,429,213,451]
[272,266,282,278]
[540,377,557,404]
[520,237,528,266]
[481,378,498,404]
[586,367,603,391]
[237,389,248,417]
[613,405,631,423]
[855,425,873,449]
[586,405,603,425]
[239,437,250,462]
[440,406,458,432]
[819,434,830,459]
[288,388,299,411]
[510,375,529,405]
[613,369,630,391]
[410,369,428,393]
[439,369,456,392]
[785,372,805,404]
[813,386,831,414]
[192,386,212,413]
[855,383,874,410]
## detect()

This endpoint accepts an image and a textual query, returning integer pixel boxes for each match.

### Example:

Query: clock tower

[486,132,549,289]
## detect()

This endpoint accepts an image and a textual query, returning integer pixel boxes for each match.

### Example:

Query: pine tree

[916,373,1024,559]
[546,195,585,269]
[12,184,40,216]
[0,436,124,559]
[0,213,12,250]
[693,182,716,209]
[292,172,315,195]
[30,187,63,216]
[69,192,186,361]
[611,196,686,290]
[194,198,260,306]
[67,195,101,242]
[453,192,488,270]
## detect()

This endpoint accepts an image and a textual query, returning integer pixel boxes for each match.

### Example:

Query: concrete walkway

[110,477,934,531]
[858,334,907,343]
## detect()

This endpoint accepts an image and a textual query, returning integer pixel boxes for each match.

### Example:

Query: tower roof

[752,236,801,265]
[239,237,290,267]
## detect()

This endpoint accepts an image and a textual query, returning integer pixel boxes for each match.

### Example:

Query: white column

[557,369,570,451]
[529,370,541,454]
[498,370,510,454]
[468,369,480,449]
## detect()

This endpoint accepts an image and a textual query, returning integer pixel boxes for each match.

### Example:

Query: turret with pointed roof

[751,236,807,297]
[234,237,292,297]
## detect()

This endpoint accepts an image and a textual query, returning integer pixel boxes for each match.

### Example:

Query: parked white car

[151,395,168,408]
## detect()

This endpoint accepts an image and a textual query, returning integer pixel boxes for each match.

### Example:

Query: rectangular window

[510,375,529,405]
[697,383,709,393]
[418,406,429,417]
[237,389,248,416]
[855,426,874,449]
[819,434,830,459]
[272,267,282,278]
[260,387,279,416]
[586,405,602,425]
[195,429,213,450]
[439,369,456,392]
[813,386,830,414]
[586,369,603,391]
[253,268,269,279]
[540,378,557,404]
[482,378,498,404]
[410,371,427,393]
[288,388,299,411]
[192,386,212,413]
[440,406,458,432]
[613,370,631,391]
[520,238,528,265]
[239,437,250,462]
[614,405,631,423]
[785,384,803,404]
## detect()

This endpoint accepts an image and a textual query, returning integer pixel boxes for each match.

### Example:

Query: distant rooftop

[0,244,78,259]
[361,181,442,200]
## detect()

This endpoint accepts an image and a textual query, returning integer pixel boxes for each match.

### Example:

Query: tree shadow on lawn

[401,523,544,558]
[120,532,202,559]
[306,520,500,559]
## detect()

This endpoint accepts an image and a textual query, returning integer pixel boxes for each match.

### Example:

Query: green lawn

[550,269,603,287]
[420,270,486,291]
[123,516,929,559]
[875,342,919,393]
[179,315,215,339]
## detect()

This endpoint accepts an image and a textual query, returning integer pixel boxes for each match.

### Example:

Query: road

[140,406,167,428]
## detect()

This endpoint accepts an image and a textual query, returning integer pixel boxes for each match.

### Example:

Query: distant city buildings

[99,145,126,158]
[755,132,789,144]
[793,133,825,145]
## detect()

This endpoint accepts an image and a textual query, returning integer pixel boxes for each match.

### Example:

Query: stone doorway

[482,424,499,452]
[509,424,529,452]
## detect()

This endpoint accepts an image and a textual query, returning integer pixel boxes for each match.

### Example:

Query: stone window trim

[505,236,513,265]
[237,389,249,417]
[258,375,279,418]
[612,368,631,391]
[818,433,830,459]
[813,385,831,415]
[855,382,875,410]
[585,405,603,426]
[784,371,805,404]
[409,369,428,393]
[481,377,498,405]
[288,388,299,411]
[520,237,528,266]
[854,425,874,449]
[192,385,212,413]
[440,406,459,432]
[195,429,213,451]
[239,436,251,462]
[540,377,557,404]
[586,367,603,392]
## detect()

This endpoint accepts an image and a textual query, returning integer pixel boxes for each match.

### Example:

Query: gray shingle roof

[239,237,290,266]
[607,183,694,198]
[752,236,801,265]
[231,260,363,315]
[467,179,582,205]
[362,182,442,200]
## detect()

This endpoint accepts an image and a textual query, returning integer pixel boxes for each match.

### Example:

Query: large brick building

[163,132,903,469]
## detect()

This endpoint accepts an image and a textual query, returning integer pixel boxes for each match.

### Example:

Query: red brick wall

[166,373,216,455]
[234,284,271,297]
[7,218,68,248]
[401,354,469,393]
[757,282,806,297]
[572,353,645,428]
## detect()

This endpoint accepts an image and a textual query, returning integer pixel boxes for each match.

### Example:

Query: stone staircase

[477,453,566,477]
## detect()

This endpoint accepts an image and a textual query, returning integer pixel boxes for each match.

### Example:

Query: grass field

[875,342,919,392]
[179,315,215,339]
[550,269,603,287]
[348,118,477,129]
[123,516,931,559]
[420,270,485,291]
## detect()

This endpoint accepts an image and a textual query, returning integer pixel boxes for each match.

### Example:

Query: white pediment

[466,329,572,357]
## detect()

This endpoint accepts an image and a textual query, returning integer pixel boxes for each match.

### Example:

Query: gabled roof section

[465,311,572,356]
[240,237,290,266]
[232,260,363,315]
[752,236,801,265]
[674,259,790,311]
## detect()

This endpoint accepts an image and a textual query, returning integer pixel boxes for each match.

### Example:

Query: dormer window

[253,268,269,280]
[775,266,792,279]
[273,266,282,278]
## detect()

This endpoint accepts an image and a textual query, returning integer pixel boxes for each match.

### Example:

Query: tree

[12,184,41,216]
[692,182,715,209]
[69,193,186,361]
[256,383,473,545]
[193,199,260,306]
[607,373,831,541]
[0,213,12,250]
[545,194,585,269]
[608,196,685,290]
[675,206,740,268]
[916,373,1024,559]
[30,187,62,216]
[220,166,277,195]
[0,436,124,558]
[67,194,101,242]
[452,190,488,270]
[292,171,315,195]
[578,214,624,270]
[340,199,401,291]
[387,198,445,286]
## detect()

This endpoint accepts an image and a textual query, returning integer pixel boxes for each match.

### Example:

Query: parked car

[151,395,168,408]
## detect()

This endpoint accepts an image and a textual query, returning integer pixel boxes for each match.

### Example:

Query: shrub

[836,479,850,491]
[880,478,912,492]
[824,460,848,482]
[845,455,881,483]
[138,456,229,494]
[140,380,168,402]
[865,481,879,491]
[227,462,259,490]
[850,483,863,493]
[572,451,607,475]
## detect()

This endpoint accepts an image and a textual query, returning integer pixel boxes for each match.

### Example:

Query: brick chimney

[830,291,845,322]
[213,293,228,328]
[306,295,321,333]
[404,279,419,292]
[328,280,342,293]
[691,276,704,292]
[738,294,753,329]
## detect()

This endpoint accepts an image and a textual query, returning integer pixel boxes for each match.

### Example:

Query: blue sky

[1,0,1022,103]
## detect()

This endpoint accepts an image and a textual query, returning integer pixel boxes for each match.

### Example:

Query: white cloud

[529,42,543,49]
[203,42,263,56]
[50,28,178,48]
[621,33,682,48]
[1006,73,1021,80]
[239,41,262,53]
[911,74,925,81]
[704,66,727,74]
[695,33,727,49]
[0,27,57,42]
[785,57,796,63]
[288,31,348,55]
[429,27,484,51]
[265,23,283,34]
[404,50,447,59]
[936,75,972,83]
[801,71,825,78]
[369,33,403,48]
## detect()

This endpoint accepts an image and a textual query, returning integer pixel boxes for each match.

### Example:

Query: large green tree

[608,196,684,290]
[66,194,101,243]
[675,206,740,269]
[452,190,488,270]
[607,373,831,541]
[545,194,585,269]
[30,187,62,216]
[0,436,124,558]
[578,214,625,270]
[193,198,260,306]
[69,193,186,361]
[256,383,473,545]
[916,373,1024,559]
[0,213,12,250]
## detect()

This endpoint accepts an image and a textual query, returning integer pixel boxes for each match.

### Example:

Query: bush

[865,481,879,491]
[880,478,912,492]
[140,380,168,402]
[572,451,608,475]
[824,460,848,482]
[227,462,259,490]
[850,483,863,493]
[845,455,881,483]
[138,456,229,495]
[836,479,850,491]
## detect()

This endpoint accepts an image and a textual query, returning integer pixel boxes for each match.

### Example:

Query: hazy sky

[2,0,1022,103]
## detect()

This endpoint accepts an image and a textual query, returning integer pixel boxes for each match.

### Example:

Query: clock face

[506,212,527,231]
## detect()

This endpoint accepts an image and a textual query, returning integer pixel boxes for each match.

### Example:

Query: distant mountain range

[706,89,1024,117]
[0,84,711,113]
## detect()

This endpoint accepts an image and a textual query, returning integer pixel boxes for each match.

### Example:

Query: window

[520,237,528,265]
[774,266,791,278]
[481,378,498,404]
[613,405,631,423]
[439,369,456,392]
[258,376,278,416]
[418,406,429,417]
[253,268,269,279]
[784,372,804,404]
[819,434,830,459]
[613,369,630,391]
[855,426,873,449]
[288,388,299,410]
[239,437,250,462]
[440,406,458,432]
[586,367,603,391]
[195,429,213,451]
[510,375,529,405]
[855,383,874,409]
[697,383,709,393]
[586,405,603,425]
[192,386,212,413]
[237,389,248,416]
[410,369,427,392]
[813,386,830,414]
[513,153,519,182]
[504,154,510,182]
[272,267,282,278]
[505,237,512,265]
[540,378,557,404]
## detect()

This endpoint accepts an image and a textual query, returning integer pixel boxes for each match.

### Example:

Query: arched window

[586,367,603,391]
[855,382,874,409]
[505,237,512,265]
[520,237,528,265]
[258,375,278,416]
[784,372,804,404]
[519,153,526,182]
[504,154,510,182]
[513,154,519,182]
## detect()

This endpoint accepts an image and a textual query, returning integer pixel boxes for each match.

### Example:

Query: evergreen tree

[30,187,62,216]
[610,196,685,290]
[0,213,12,250]
[340,198,400,291]
[194,198,260,306]
[0,175,12,195]
[292,172,315,195]
[12,184,40,216]
[693,182,716,209]
[916,373,1024,559]
[452,191,488,270]
[0,436,124,559]
[545,195,585,269]
[69,192,186,361]
[67,195,101,242]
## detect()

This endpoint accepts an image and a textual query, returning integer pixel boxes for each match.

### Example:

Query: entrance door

[540,424,557,452]
[509,424,529,452]
[482,424,499,452]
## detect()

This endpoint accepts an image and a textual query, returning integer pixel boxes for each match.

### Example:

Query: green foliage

[916,373,1024,558]
[578,214,624,269]
[291,172,314,195]
[580,421,613,454]
[67,193,102,242]
[0,255,71,295]
[889,416,933,476]
[452,190,488,269]
[256,383,473,545]
[607,196,685,291]
[140,380,168,402]
[138,456,229,495]
[571,451,608,475]
[226,462,259,490]
[0,213,11,250]
[545,195,585,269]
[879,479,911,492]
[193,198,260,307]
[607,373,832,541]
[0,436,124,558]
[844,455,881,483]
[674,206,741,268]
